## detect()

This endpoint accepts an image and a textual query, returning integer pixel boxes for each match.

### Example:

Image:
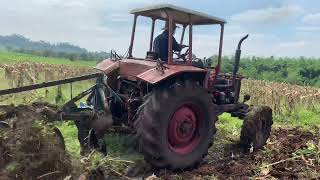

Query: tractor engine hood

[95,58,206,84]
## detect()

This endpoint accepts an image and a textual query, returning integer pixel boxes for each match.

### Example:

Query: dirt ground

[158,128,320,180]
[0,103,71,180]
[0,103,319,180]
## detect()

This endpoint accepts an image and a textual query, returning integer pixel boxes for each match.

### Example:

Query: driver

[153,22,186,62]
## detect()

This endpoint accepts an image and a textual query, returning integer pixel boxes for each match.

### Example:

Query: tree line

[214,55,320,87]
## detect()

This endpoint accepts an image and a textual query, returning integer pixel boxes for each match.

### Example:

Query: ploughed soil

[0,103,319,179]
[158,128,320,180]
[0,103,71,180]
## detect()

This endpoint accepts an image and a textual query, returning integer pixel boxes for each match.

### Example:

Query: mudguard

[95,58,207,84]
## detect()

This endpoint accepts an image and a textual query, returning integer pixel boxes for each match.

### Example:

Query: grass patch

[104,133,142,161]
[56,122,142,161]
[55,122,143,175]
[274,105,320,132]
[217,113,243,138]
[55,121,81,156]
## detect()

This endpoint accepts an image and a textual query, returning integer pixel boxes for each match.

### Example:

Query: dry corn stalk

[242,79,320,116]
[3,62,95,87]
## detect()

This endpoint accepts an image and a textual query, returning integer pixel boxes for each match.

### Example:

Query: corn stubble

[2,62,320,116]
[3,62,95,87]
[242,79,320,116]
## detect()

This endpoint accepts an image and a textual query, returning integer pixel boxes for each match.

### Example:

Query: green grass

[217,113,243,136]
[273,105,320,131]
[55,121,81,156]
[0,51,97,67]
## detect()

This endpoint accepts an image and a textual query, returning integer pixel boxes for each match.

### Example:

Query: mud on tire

[240,105,273,151]
[136,81,218,170]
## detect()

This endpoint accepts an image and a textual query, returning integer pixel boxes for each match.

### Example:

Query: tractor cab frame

[128,4,226,73]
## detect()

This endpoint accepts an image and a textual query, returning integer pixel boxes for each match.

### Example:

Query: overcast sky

[0,0,319,58]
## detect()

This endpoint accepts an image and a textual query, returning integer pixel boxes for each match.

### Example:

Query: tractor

[0,4,273,170]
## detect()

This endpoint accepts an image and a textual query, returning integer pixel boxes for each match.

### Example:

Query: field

[0,51,319,179]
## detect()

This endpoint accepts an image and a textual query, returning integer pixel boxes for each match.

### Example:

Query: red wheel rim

[168,103,204,154]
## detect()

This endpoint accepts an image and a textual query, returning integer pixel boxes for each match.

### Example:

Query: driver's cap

[162,21,180,30]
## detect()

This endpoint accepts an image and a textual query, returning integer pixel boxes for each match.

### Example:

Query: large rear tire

[136,81,217,170]
[240,105,273,151]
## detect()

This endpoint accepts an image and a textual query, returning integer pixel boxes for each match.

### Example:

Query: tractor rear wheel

[239,105,273,151]
[136,81,217,170]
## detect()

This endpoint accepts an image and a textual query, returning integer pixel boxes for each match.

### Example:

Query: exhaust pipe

[232,34,249,86]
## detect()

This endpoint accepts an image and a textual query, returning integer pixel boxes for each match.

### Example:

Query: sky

[0,0,319,58]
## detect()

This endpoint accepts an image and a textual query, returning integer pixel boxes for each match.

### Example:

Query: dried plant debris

[158,127,320,179]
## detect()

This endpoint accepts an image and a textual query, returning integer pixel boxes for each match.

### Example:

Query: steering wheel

[180,48,189,61]
[174,47,189,61]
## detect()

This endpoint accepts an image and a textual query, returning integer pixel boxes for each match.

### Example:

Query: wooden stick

[262,156,300,168]
[37,171,61,179]
[107,158,134,164]
[109,168,133,180]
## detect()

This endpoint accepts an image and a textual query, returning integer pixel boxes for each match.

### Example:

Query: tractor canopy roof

[131,4,226,25]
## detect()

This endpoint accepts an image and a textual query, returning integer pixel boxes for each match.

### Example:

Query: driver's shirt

[153,30,181,62]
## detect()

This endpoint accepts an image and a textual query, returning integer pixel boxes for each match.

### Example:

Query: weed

[294,140,320,164]
[55,121,81,156]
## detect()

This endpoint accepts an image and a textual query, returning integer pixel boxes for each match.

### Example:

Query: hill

[0,34,110,61]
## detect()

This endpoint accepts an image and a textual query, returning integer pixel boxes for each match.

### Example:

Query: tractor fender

[95,59,120,74]
[95,58,207,85]
[137,64,207,84]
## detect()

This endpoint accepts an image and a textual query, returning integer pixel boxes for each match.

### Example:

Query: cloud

[273,40,319,57]
[230,5,304,24]
[302,13,320,25]
[108,13,131,22]
[191,33,276,58]
[278,41,311,48]
[0,0,155,52]
[296,26,320,31]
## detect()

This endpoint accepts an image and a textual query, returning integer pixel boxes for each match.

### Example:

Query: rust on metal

[128,14,138,58]
[215,24,224,75]
[130,4,226,25]
[168,14,173,65]
[96,58,206,84]
[95,59,119,73]
[0,73,103,96]
[149,18,156,51]
[188,15,193,65]
[137,64,206,84]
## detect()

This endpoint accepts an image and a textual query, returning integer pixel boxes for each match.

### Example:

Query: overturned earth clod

[0,103,71,180]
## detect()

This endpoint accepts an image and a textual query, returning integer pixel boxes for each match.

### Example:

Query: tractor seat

[213,84,233,91]
[146,51,159,60]
[192,59,205,68]
[212,79,233,91]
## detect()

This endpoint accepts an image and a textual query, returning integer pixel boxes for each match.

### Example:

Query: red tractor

[91,4,272,170]
[0,4,273,170]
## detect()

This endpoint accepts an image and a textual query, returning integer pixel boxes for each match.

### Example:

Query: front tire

[136,81,217,170]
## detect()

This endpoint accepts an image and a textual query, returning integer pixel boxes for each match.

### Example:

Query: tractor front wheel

[136,81,217,170]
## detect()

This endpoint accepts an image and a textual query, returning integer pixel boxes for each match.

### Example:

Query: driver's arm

[172,37,182,52]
